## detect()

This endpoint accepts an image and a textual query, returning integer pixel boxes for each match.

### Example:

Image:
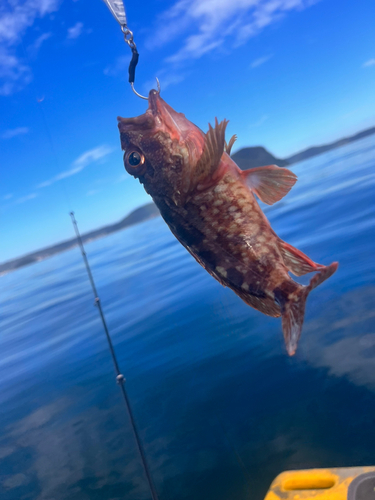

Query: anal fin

[306,261,338,292]
[279,240,324,276]
[242,165,297,205]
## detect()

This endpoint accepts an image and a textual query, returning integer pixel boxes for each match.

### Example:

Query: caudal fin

[281,262,339,356]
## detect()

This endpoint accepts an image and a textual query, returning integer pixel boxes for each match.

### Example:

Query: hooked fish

[118,90,338,355]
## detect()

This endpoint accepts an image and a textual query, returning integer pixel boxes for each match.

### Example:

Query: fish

[118,89,338,355]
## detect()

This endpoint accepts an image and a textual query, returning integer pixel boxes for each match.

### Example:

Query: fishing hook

[121,26,160,100]
[131,77,161,100]
[103,1,160,99]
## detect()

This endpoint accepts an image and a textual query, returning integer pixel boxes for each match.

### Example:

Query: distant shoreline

[231,125,375,170]
[1,125,374,276]
[0,203,160,277]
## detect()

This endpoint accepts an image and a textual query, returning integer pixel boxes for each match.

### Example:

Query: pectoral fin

[242,165,297,205]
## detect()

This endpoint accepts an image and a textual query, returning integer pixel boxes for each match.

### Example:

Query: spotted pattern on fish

[118,91,338,355]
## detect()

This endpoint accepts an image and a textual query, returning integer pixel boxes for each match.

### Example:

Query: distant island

[232,125,375,170]
[1,125,374,275]
[0,203,160,276]
[285,126,375,165]
[231,146,289,170]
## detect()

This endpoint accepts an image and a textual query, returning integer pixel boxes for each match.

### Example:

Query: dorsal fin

[194,118,228,185]
[225,134,237,155]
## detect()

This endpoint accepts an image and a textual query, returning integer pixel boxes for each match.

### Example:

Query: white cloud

[86,189,100,196]
[150,0,317,63]
[37,166,83,188]
[3,193,13,200]
[15,192,38,204]
[249,114,269,127]
[0,0,60,95]
[28,32,52,57]
[0,47,31,96]
[1,126,29,139]
[37,145,114,188]
[104,56,128,77]
[363,58,375,68]
[141,70,186,94]
[117,173,128,183]
[67,22,84,40]
[298,287,375,392]
[0,0,59,45]
[251,54,273,68]
[155,71,186,90]
[73,145,113,169]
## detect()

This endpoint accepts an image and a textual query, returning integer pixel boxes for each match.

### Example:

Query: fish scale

[183,175,287,316]
[118,90,338,355]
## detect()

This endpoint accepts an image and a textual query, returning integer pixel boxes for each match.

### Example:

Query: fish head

[118,89,205,205]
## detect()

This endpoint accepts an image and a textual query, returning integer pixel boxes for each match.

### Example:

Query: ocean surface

[1,135,375,500]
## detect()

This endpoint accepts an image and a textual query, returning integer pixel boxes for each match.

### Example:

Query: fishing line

[4,1,159,496]
[34,101,73,210]
[70,212,159,500]
[215,415,253,497]
[3,0,73,212]
[6,1,249,497]
[101,0,159,99]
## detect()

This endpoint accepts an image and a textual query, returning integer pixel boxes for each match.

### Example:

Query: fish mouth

[148,89,163,116]
[148,90,177,125]
[148,89,191,140]
[117,89,170,133]
[117,108,155,132]
[118,89,194,141]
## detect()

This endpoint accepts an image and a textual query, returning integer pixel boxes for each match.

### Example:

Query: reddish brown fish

[118,90,338,355]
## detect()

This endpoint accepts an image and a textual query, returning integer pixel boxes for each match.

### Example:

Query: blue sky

[1,0,374,263]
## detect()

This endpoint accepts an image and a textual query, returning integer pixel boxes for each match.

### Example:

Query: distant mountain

[78,203,160,241]
[0,203,160,276]
[231,146,289,170]
[286,126,375,164]
[232,126,375,168]
[2,125,374,276]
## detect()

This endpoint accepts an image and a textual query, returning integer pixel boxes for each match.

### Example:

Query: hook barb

[131,78,160,100]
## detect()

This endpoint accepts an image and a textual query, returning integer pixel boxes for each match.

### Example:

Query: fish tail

[279,287,308,357]
[277,262,338,356]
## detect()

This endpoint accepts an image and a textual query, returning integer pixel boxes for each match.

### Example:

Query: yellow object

[264,466,375,499]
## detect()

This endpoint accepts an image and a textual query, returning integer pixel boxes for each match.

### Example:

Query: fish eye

[124,148,147,177]
[128,151,142,166]
[124,149,146,175]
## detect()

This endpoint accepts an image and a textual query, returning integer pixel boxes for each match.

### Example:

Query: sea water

[0,135,375,500]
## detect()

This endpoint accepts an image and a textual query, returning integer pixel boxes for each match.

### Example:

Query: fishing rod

[69,212,159,500]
